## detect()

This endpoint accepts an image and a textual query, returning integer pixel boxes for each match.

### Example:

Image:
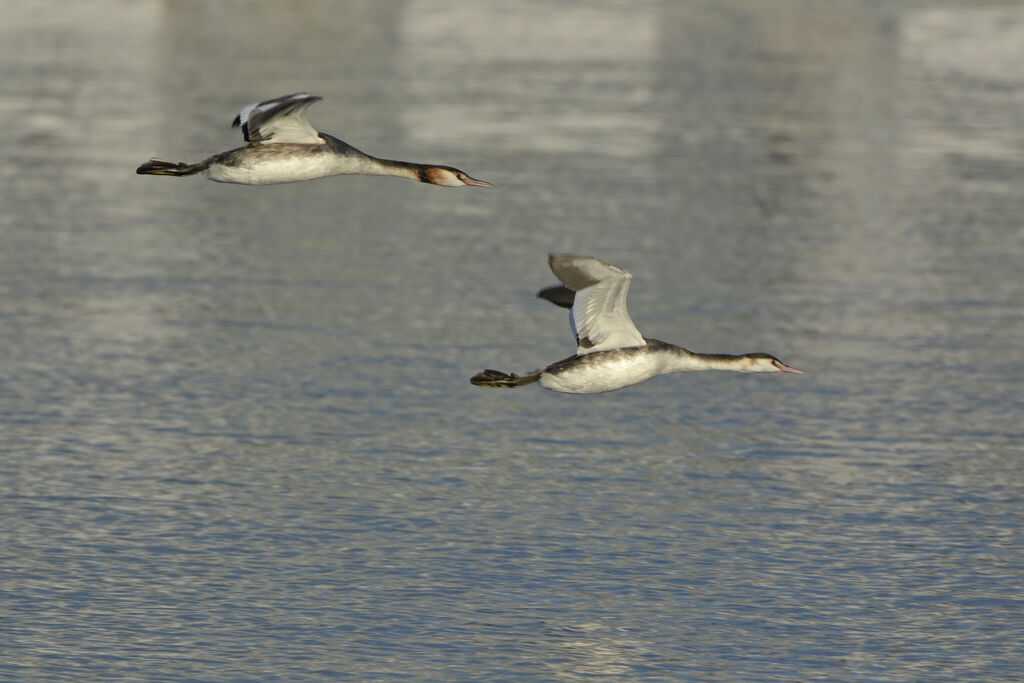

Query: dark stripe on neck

[319,133,369,157]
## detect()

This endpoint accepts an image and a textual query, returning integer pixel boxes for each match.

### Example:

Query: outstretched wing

[548,254,645,355]
[232,93,323,144]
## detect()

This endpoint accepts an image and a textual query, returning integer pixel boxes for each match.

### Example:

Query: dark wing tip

[547,254,604,292]
[536,285,575,309]
[281,92,322,108]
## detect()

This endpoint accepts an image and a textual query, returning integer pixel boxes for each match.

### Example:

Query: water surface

[1,1,1022,680]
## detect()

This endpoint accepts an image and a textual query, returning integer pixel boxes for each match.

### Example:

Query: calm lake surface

[2,1,1022,680]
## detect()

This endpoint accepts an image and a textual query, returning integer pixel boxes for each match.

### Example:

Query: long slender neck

[367,157,428,181]
[648,339,753,373]
[320,133,423,180]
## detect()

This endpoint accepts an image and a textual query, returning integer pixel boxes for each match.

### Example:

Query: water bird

[136,92,493,187]
[471,254,802,394]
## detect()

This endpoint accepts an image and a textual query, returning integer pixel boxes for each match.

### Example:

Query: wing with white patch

[548,254,645,354]
[231,93,323,144]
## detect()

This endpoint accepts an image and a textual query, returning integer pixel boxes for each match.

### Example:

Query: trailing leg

[136,158,210,176]
[470,369,542,388]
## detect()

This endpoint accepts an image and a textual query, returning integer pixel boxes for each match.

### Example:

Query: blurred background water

[1,1,1022,680]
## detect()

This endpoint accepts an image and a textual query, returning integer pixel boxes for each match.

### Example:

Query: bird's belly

[207,151,358,185]
[539,350,666,394]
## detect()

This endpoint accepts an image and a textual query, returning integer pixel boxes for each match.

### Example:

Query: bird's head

[420,165,493,187]
[739,353,803,374]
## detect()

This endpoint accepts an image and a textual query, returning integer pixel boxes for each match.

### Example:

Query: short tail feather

[470,369,542,388]
[136,158,209,176]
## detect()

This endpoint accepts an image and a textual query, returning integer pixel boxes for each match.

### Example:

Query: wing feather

[231,93,323,144]
[548,254,645,354]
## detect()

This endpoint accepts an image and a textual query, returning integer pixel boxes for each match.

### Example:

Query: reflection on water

[400,1,659,157]
[2,1,1022,680]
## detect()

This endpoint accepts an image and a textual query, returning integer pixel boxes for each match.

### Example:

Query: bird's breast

[538,346,671,394]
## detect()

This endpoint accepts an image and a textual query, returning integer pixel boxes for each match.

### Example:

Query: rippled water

[2,1,1022,680]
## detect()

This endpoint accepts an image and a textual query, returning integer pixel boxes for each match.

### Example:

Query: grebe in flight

[136,93,493,187]
[471,254,802,394]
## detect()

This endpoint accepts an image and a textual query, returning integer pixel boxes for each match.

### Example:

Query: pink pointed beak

[772,359,803,374]
[460,175,494,188]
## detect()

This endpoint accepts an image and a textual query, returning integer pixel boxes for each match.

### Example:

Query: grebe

[136,93,493,187]
[471,254,802,394]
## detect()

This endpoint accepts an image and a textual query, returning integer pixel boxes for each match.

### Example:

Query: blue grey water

[1,1,1022,680]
